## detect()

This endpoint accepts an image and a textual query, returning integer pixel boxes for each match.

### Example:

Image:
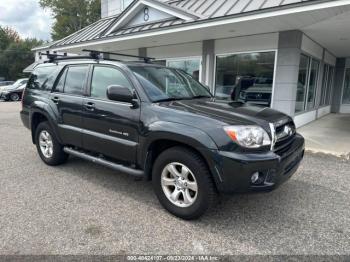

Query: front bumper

[212,134,305,193]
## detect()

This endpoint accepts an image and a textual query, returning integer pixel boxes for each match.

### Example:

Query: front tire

[35,121,68,166]
[152,147,217,220]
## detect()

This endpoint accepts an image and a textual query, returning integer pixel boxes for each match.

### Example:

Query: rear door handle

[84,102,95,111]
[52,96,59,104]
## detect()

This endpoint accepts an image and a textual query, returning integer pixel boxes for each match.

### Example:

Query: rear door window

[64,66,89,96]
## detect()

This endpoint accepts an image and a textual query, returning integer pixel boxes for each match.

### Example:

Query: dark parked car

[20,54,304,219]
[0,81,15,87]
[0,78,28,101]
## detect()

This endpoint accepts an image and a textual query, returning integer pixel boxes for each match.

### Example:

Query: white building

[33,0,350,127]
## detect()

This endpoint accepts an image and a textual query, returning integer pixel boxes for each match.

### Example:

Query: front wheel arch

[144,139,221,189]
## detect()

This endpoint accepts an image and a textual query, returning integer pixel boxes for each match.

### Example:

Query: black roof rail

[39,51,100,63]
[82,49,155,63]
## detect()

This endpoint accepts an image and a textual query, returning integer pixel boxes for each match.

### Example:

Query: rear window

[27,65,60,90]
[64,66,89,95]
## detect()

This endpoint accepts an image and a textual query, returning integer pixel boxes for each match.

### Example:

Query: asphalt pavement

[0,102,349,255]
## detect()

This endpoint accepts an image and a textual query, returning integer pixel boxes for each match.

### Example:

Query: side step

[63,147,144,177]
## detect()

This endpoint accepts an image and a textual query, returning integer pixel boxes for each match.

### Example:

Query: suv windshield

[129,66,212,102]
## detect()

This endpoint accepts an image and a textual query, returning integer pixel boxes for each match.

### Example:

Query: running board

[63,147,144,177]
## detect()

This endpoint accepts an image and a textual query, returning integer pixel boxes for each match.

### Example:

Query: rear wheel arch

[30,111,60,144]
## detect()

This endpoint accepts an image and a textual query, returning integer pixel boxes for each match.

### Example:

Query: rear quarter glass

[28,65,62,91]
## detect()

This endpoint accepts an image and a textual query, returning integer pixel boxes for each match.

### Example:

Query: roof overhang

[47,0,350,57]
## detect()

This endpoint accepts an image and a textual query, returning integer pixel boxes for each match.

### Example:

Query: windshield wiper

[153,97,186,103]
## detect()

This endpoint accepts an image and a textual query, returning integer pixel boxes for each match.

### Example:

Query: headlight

[224,125,271,148]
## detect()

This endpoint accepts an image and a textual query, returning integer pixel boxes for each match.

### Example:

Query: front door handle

[84,102,95,111]
[52,96,59,104]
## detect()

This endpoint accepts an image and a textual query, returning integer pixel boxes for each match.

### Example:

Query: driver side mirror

[107,85,137,106]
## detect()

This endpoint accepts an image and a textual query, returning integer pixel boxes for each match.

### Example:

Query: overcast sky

[0,0,53,41]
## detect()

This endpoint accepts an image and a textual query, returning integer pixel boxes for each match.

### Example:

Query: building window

[343,68,350,104]
[320,64,335,106]
[167,58,201,82]
[326,67,335,105]
[295,54,320,113]
[306,59,320,110]
[215,51,275,106]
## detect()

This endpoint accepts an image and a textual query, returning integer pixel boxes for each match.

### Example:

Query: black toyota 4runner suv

[20,54,305,219]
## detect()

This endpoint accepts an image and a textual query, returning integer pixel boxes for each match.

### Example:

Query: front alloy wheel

[152,147,217,220]
[161,162,198,208]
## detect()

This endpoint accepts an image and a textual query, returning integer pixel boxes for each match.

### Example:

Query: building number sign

[144,7,150,21]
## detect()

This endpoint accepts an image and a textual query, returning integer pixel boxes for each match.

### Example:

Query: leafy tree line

[39,0,101,41]
[0,0,101,80]
[0,27,43,81]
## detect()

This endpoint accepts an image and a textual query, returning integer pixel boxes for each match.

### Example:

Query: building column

[202,40,215,92]
[331,58,346,113]
[315,49,325,115]
[272,30,303,116]
[138,47,147,58]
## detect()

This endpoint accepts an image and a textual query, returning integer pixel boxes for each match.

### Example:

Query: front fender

[138,121,219,178]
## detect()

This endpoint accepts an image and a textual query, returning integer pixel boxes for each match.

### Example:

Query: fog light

[251,172,260,184]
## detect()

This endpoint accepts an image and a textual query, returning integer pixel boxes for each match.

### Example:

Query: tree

[0,26,21,50]
[39,0,101,41]
[0,26,43,80]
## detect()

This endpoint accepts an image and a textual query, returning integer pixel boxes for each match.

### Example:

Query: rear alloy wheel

[153,147,217,220]
[10,93,20,101]
[39,130,54,159]
[35,121,68,166]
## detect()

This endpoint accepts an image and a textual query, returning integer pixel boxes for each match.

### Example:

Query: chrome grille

[273,120,296,155]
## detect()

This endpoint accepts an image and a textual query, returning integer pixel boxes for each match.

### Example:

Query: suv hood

[157,98,291,129]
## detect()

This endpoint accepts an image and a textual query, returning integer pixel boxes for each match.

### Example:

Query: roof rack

[39,51,96,63]
[82,49,155,63]
[39,50,155,64]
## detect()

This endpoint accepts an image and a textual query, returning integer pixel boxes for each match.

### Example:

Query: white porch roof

[34,0,350,57]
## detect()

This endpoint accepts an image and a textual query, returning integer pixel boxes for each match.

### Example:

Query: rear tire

[35,121,68,166]
[152,146,217,220]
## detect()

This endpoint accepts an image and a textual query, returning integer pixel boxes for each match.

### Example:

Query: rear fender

[30,101,62,144]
